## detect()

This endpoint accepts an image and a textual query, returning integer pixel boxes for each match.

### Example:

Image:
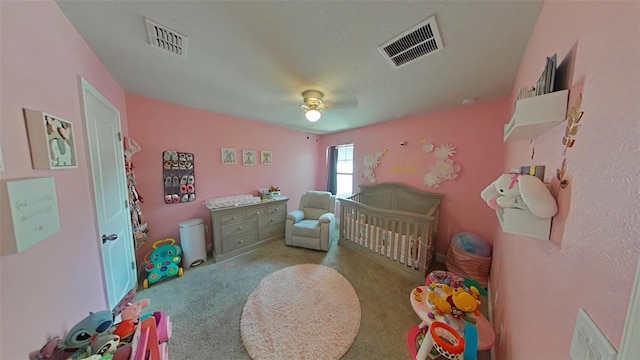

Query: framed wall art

[261,150,272,165]
[242,150,257,166]
[1,177,61,255]
[221,147,236,164]
[24,109,78,170]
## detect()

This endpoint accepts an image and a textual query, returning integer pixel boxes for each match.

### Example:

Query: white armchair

[285,191,336,251]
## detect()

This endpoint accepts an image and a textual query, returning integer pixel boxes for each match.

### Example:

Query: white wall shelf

[496,208,551,240]
[503,89,569,142]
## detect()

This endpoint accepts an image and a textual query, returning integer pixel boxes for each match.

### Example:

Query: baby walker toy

[143,238,184,289]
[408,270,487,360]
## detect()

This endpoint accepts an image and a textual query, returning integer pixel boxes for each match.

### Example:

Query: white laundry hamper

[179,218,207,267]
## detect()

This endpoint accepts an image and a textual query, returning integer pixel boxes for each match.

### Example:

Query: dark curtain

[326,146,338,195]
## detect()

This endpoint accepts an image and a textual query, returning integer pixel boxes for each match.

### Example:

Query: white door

[80,77,137,311]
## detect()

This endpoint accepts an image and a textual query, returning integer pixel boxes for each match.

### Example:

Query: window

[335,144,354,198]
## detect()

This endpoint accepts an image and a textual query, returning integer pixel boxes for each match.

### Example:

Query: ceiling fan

[300,90,327,122]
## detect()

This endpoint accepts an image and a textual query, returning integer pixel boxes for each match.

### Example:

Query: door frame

[79,76,136,310]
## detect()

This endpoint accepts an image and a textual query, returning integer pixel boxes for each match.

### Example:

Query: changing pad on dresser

[204,194,261,209]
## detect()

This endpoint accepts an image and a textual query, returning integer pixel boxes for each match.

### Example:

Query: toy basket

[445,245,492,288]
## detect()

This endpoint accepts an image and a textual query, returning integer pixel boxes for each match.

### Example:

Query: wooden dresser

[209,197,288,261]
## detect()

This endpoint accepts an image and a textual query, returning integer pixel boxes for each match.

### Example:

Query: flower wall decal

[422,141,460,188]
[434,144,456,160]
[422,142,434,153]
[363,150,387,183]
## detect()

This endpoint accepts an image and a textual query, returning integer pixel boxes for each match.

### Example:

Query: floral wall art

[363,149,388,183]
[422,140,461,188]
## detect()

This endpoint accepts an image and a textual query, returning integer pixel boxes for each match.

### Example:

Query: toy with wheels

[143,238,184,289]
[416,321,465,360]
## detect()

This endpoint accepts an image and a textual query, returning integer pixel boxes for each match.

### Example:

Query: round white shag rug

[240,264,361,360]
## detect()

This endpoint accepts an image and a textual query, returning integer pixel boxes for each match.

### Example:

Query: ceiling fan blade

[325,93,358,109]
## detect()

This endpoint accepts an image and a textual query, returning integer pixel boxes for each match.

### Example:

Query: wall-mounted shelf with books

[495,207,551,240]
[503,89,569,142]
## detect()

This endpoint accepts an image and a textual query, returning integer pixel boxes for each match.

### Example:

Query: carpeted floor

[135,239,491,359]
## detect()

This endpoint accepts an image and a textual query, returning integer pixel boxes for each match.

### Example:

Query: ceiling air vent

[378,16,443,68]
[145,18,187,57]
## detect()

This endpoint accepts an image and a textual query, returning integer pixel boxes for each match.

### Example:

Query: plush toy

[121,299,150,323]
[112,319,137,345]
[30,311,116,360]
[63,311,115,349]
[86,334,120,358]
[481,173,558,219]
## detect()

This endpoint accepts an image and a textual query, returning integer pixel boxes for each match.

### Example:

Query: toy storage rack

[163,151,196,204]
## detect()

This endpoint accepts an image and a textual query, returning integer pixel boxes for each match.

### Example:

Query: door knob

[102,234,118,244]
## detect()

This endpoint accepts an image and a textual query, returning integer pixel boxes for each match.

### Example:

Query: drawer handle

[239,239,244,243]
[270,218,274,222]
[232,216,237,220]
[256,211,260,215]
[239,226,244,230]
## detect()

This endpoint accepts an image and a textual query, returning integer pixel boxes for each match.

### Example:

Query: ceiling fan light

[305,109,321,122]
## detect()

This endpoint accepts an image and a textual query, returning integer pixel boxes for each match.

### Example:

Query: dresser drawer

[219,212,244,225]
[222,234,258,253]
[245,208,266,220]
[210,197,288,262]
[267,203,286,216]
[221,220,255,238]
[258,212,285,228]
[259,224,284,241]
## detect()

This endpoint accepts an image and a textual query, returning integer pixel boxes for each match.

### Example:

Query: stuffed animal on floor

[481,173,558,219]
[121,299,150,324]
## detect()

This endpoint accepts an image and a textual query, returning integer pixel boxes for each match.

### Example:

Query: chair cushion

[292,219,321,237]
[304,207,329,220]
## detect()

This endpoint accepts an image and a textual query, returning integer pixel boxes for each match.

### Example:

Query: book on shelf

[548,53,557,93]
[520,165,545,182]
[517,86,536,100]
[534,53,558,96]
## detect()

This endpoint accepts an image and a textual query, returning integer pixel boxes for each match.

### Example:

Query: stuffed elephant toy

[480,173,558,219]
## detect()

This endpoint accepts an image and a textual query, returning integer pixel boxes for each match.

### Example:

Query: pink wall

[490,1,640,359]
[0,1,128,358]
[126,94,320,262]
[319,99,509,255]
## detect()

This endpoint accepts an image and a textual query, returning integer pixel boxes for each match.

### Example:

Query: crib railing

[338,194,439,283]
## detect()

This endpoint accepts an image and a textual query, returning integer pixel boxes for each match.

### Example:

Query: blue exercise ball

[451,232,491,257]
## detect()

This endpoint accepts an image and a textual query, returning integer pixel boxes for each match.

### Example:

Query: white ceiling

[56,0,543,135]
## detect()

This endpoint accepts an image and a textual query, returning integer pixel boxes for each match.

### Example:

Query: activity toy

[416,321,465,360]
[143,238,184,289]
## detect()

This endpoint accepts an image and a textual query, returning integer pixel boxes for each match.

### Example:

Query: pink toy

[121,299,150,323]
[153,311,172,343]
[426,270,466,289]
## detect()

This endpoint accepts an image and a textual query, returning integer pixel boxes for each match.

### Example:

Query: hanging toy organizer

[162,150,196,204]
[125,136,148,249]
